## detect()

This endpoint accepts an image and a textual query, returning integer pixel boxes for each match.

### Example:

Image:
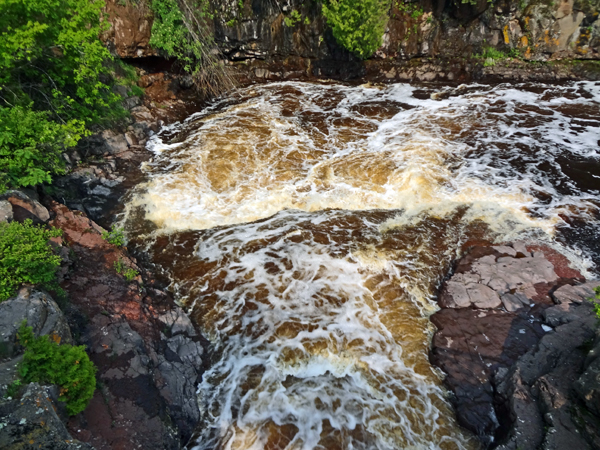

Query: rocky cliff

[102,0,600,82]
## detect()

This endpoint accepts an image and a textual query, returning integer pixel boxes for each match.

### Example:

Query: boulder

[1,190,50,224]
[0,289,73,358]
[0,383,94,450]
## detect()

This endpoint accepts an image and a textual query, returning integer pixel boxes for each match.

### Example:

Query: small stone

[0,200,13,223]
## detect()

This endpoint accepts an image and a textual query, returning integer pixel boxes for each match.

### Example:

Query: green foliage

[322,0,392,59]
[102,227,126,247]
[5,379,23,398]
[460,0,493,5]
[395,0,424,19]
[149,0,211,74]
[0,220,62,302]
[123,268,139,281]
[0,0,130,192]
[0,0,125,125]
[284,10,302,27]
[18,322,96,415]
[114,259,139,281]
[0,106,86,191]
[113,259,125,273]
[149,0,233,97]
[478,46,507,66]
[590,287,600,319]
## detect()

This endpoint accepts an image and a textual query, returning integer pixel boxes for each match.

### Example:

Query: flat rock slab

[430,241,599,446]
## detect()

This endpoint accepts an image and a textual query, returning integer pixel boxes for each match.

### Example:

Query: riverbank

[431,241,600,449]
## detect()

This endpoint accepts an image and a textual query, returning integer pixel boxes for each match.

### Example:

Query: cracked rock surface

[431,242,600,449]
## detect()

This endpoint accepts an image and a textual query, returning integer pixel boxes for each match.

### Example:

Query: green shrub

[102,227,126,247]
[284,9,302,27]
[591,287,600,319]
[123,268,139,281]
[149,0,233,97]
[478,46,507,66]
[18,322,96,415]
[322,0,391,59]
[0,220,62,302]
[114,259,139,281]
[0,0,125,126]
[0,106,86,192]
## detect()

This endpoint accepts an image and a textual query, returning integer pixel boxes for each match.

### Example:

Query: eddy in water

[123,81,600,450]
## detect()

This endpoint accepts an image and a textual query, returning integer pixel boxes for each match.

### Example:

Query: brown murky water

[123,81,600,450]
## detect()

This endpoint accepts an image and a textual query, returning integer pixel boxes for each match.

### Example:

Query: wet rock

[85,129,130,156]
[0,383,94,450]
[552,281,600,305]
[431,307,546,438]
[0,289,73,358]
[495,299,599,450]
[156,333,204,438]
[44,199,208,448]
[432,241,600,448]
[159,306,198,337]
[1,190,50,224]
[0,200,12,222]
[575,328,600,417]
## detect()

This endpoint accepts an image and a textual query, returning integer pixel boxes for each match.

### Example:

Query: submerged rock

[431,242,600,448]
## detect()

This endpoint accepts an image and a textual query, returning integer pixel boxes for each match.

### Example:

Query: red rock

[43,198,205,449]
[431,241,589,442]
[526,244,584,281]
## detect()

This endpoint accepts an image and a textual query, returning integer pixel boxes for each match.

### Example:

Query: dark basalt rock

[42,199,210,449]
[431,241,600,448]
[0,383,94,450]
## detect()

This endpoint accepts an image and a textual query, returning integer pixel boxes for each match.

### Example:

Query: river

[122,81,600,450]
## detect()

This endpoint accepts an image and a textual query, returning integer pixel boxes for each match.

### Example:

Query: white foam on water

[181,210,477,450]
[123,80,600,450]
[127,81,599,236]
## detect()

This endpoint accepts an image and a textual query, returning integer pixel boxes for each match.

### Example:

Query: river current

[122,81,600,450]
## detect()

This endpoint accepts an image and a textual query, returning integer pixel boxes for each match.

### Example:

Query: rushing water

[123,81,600,450]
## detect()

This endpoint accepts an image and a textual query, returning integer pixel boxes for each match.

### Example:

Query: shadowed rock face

[101,0,599,83]
[430,242,600,449]
[0,383,95,450]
